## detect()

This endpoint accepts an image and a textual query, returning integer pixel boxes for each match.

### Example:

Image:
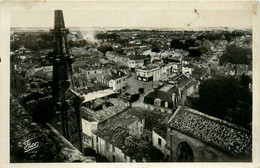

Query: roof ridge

[169,106,251,134]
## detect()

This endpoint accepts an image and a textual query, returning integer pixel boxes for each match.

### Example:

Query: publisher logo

[23,139,39,153]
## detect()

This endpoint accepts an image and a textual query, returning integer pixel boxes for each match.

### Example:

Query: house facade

[97,70,127,92]
[165,106,252,162]
[136,62,181,82]
[128,55,146,70]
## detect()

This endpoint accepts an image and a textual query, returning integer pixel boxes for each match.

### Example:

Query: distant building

[144,75,199,113]
[105,51,128,66]
[136,62,181,82]
[165,106,252,162]
[144,84,178,113]
[128,55,146,70]
[136,64,161,82]
[182,64,196,77]
[168,74,199,101]
[78,65,107,78]
[97,70,127,92]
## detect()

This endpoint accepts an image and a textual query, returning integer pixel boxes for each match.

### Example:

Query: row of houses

[143,74,199,113]
[80,101,251,162]
[74,62,251,162]
[106,51,151,71]
[136,62,182,82]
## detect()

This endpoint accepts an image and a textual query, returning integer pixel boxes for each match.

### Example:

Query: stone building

[90,107,167,162]
[165,106,252,162]
[80,98,130,148]
[97,70,127,92]
[128,55,146,70]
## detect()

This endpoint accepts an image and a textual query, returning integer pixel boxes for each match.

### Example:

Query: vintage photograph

[7,1,254,163]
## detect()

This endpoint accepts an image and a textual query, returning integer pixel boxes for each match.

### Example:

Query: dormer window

[154,98,161,107]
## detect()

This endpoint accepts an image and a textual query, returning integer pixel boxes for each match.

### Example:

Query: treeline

[11,33,54,52]
[95,33,119,40]
[170,39,202,57]
[67,39,89,48]
[196,31,249,42]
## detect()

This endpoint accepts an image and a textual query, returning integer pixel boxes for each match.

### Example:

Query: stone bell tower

[51,10,83,153]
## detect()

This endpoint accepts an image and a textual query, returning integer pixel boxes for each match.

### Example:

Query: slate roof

[145,85,178,103]
[129,55,146,60]
[167,106,252,157]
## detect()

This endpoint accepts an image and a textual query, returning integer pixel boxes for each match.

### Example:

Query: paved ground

[126,72,159,94]
[126,72,159,107]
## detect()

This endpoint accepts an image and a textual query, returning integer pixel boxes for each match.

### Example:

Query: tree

[151,44,160,53]
[97,45,113,55]
[183,39,195,50]
[194,76,252,129]
[170,39,184,49]
[239,74,251,87]
[188,49,202,57]
[219,45,251,65]
[10,41,20,51]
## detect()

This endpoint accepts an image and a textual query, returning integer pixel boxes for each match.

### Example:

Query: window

[112,145,115,152]
[165,101,168,108]
[158,138,162,146]
[105,141,109,151]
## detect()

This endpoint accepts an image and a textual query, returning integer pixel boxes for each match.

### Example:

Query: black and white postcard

[0,0,259,168]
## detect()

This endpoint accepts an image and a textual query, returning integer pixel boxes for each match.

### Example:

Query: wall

[166,127,233,162]
[128,119,145,138]
[144,103,172,113]
[94,135,132,162]
[81,119,98,137]
[152,131,167,154]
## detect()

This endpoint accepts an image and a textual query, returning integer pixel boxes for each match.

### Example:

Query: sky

[10,1,253,29]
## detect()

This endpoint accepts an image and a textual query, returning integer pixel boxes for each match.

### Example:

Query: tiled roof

[100,70,126,81]
[167,106,252,157]
[94,106,167,160]
[94,126,129,149]
[125,107,168,130]
[81,98,129,122]
[153,124,168,140]
[124,136,150,160]
[94,127,150,161]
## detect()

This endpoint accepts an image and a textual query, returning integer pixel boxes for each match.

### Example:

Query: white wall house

[152,130,167,155]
